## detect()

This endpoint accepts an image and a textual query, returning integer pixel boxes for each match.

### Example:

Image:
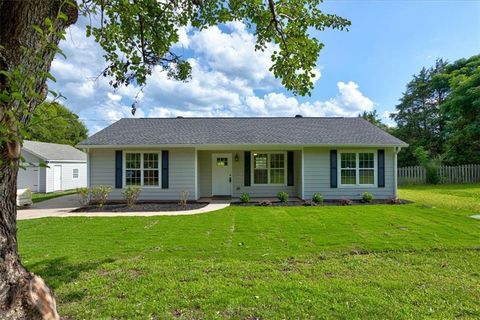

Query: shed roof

[23,140,87,161]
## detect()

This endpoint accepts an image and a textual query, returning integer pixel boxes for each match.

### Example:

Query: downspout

[83,148,90,188]
[393,146,402,199]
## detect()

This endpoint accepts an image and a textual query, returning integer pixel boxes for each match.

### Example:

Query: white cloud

[49,19,374,134]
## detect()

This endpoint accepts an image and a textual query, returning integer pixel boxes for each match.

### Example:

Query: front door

[53,165,62,191]
[212,153,232,196]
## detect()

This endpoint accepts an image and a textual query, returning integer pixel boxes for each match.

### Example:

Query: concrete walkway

[17,195,230,220]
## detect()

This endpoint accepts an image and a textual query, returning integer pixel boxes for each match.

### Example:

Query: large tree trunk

[0,1,77,319]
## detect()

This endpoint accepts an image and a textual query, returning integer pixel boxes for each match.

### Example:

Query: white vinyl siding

[89,148,196,200]
[44,162,87,192]
[303,147,395,200]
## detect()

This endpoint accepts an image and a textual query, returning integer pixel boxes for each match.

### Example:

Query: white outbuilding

[18,140,87,193]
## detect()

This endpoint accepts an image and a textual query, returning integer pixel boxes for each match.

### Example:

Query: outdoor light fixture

[234,153,239,162]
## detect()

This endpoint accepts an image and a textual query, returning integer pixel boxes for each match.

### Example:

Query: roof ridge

[126,116,352,120]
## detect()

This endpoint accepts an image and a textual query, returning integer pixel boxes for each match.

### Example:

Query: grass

[18,184,480,319]
[32,190,77,203]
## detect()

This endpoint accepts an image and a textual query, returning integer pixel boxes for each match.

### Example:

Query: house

[18,140,87,193]
[77,117,408,201]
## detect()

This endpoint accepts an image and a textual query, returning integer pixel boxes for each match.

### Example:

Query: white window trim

[72,168,79,180]
[251,151,288,186]
[337,150,377,188]
[123,151,162,188]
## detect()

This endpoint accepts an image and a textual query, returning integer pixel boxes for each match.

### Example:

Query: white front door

[53,165,62,191]
[212,153,232,196]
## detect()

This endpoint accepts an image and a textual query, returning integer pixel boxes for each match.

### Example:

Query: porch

[196,149,303,199]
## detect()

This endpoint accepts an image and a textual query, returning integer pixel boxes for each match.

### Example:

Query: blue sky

[303,0,480,117]
[50,0,480,134]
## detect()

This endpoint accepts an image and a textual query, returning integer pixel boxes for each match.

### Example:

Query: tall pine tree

[391,59,449,166]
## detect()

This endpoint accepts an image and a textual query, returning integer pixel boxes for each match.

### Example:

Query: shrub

[312,192,324,204]
[76,187,90,206]
[414,146,442,184]
[277,191,288,202]
[123,186,142,207]
[239,192,250,203]
[341,198,353,206]
[362,192,374,203]
[91,185,112,208]
[179,190,189,208]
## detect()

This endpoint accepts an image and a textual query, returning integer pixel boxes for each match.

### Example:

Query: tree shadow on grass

[27,256,115,290]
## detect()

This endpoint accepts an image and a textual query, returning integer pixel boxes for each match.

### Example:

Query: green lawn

[18,184,480,319]
[32,190,77,203]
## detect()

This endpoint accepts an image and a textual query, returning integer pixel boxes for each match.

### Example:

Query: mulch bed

[231,199,411,207]
[72,202,209,213]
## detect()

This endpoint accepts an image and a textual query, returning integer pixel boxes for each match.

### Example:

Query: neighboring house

[77,117,408,201]
[18,140,87,193]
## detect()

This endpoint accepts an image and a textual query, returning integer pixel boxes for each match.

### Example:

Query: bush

[239,193,250,203]
[76,187,90,206]
[425,163,441,184]
[179,190,189,208]
[362,192,374,203]
[123,186,141,207]
[414,146,441,184]
[277,191,288,202]
[312,192,324,204]
[91,185,112,208]
[341,198,353,206]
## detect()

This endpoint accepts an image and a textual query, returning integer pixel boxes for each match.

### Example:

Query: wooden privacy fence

[398,164,480,185]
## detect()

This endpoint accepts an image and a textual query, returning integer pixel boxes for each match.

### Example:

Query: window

[73,168,79,179]
[125,152,160,187]
[216,157,228,167]
[339,152,375,186]
[253,152,286,185]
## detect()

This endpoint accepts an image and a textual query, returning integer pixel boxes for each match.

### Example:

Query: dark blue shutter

[330,150,337,188]
[115,150,122,188]
[244,151,251,186]
[162,151,169,188]
[287,151,294,186]
[378,149,385,188]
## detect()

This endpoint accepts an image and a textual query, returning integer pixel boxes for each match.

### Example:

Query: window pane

[270,154,284,169]
[270,169,285,184]
[341,153,356,169]
[253,154,268,169]
[359,169,374,184]
[359,153,374,169]
[341,169,356,184]
[144,170,159,186]
[126,153,141,169]
[126,169,141,185]
[254,169,268,184]
[143,153,158,169]
[216,157,228,167]
[73,169,79,179]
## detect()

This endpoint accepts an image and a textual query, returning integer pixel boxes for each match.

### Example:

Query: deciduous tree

[26,101,88,146]
[0,0,350,318]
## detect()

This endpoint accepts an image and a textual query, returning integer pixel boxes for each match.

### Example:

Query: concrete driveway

[17,194,80,220]
[17,194,229,220]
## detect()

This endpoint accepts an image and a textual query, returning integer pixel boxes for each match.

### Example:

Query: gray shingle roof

[23,140,87,161]
[78,117,407,147]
